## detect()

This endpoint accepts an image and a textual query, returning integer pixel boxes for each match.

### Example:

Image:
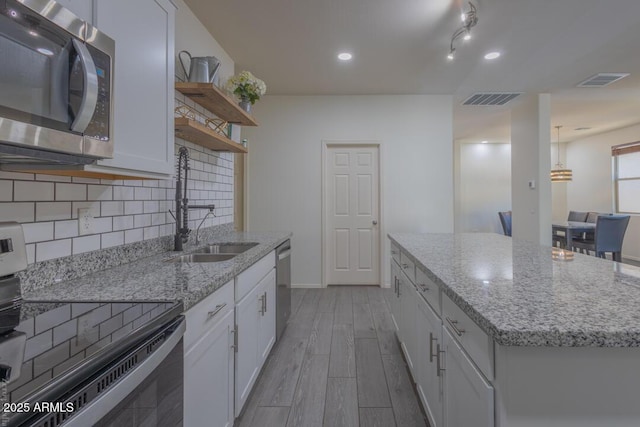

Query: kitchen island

[388,232,640,427]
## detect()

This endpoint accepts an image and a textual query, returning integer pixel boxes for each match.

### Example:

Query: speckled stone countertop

[23,231,291,311]
[389,232,640,348]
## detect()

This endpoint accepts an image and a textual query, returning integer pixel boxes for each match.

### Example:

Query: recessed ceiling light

[484,51,501,60]
[337,52,352,61]
[447,52,455,61]
[29,30,38,36]
[481,140,488,144]
[463,32,471,41]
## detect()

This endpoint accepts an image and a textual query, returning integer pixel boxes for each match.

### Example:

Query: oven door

[0,0,106,160]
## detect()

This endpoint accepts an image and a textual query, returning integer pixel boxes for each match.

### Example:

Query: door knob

[372,220,378,225]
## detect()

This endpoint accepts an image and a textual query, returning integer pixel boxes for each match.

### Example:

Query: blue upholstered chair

[571,214,630,262]
[498,211,512,237]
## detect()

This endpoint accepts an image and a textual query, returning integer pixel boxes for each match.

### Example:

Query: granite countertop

[24,231,291,311]
[389,232,640,348]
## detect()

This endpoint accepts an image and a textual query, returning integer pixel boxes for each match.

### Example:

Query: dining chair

[571,214,630,261]
[498,211,512,237]
[554,211,590,247]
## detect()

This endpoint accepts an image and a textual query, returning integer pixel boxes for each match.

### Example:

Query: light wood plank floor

[236,286,427,427]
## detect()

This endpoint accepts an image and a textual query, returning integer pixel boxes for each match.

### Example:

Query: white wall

[242,95,454,286]
[566,123,640,260]
[456,143,511,234]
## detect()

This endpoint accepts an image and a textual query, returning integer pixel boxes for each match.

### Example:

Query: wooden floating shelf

[174,118,248,153]
[175,82,259,126]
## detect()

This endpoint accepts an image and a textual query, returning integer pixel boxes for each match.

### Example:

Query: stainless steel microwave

[0,0,114,166]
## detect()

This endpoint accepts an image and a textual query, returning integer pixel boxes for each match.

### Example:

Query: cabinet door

[390,261,401,336]
[93,0,174,175]
[235,283,262,416]
[257,269,276,365]
[416,297,443,427]
[443,329,494,427]
[399,273,416,373]
[184,310,235,427]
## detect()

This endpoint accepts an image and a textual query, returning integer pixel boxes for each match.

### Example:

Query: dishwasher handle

[278,249,291,260]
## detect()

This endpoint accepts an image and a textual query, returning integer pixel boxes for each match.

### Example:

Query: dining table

[552,221,596,250]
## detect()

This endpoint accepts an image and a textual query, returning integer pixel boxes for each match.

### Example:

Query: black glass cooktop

[0,300,182,406]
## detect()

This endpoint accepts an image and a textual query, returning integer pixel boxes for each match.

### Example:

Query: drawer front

[442,294,493,381]
[400,251,416,284]
[416,268,441,316]
[236,251,276,302]
[391,243,401,264]
[185,279,234,351]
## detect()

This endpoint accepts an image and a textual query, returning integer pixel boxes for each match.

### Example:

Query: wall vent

[577,73,629,87]
[462,93,522,106]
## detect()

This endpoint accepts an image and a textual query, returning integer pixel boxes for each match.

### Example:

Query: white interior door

[325,144,380,285]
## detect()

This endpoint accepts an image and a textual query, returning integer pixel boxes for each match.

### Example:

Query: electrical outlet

[78,208,94,235]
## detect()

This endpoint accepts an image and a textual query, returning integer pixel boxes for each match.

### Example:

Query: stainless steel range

[0,223,186,427]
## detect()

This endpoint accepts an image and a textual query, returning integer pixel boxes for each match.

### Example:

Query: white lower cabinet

[235,252,277,417]
[442,328,494,427]
[416,296,444,427]
[399,272,417,372]
[184,280,235,427]
[184,309,235,427]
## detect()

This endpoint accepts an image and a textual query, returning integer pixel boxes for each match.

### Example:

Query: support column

[510,94,552,245]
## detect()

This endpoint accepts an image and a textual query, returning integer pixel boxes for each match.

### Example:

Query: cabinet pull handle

[420,283,429,292]
[429,332,437,363]
[263,291,267,313]
[231,327,238,352]
[436,343,445,377]
[402,263,410,269]
[207,303,227,320]
[446,317,466,336]
[259,295,265,315]
[394,276,398,295]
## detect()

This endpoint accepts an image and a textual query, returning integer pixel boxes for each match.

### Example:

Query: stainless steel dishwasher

[276,240,291,340]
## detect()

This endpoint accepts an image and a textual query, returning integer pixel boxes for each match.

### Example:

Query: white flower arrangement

[225,71,267,105]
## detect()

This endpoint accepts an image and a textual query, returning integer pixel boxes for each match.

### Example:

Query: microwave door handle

[70,39,99,133]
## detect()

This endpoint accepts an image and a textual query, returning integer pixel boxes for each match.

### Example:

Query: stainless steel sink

[166,253,236,263]
[193,242,259,255]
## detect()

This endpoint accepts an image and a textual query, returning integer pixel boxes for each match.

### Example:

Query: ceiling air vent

[462,92,522,106]
[577,73,629,87]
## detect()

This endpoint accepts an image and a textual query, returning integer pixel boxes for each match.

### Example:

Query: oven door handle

[64,317,186,427]
[70,39,99,133]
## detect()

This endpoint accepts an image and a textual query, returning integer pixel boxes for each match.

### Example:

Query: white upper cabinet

[92,0,175,177]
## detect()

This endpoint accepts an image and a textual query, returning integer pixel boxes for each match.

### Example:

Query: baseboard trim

[291,283,323,289]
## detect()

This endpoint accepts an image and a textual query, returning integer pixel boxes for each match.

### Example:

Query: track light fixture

[447,2,478,60]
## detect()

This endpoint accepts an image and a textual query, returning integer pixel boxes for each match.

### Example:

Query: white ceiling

[184,0,640,143]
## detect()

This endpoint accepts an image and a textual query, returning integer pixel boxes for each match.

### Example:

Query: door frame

[321,140,384,288]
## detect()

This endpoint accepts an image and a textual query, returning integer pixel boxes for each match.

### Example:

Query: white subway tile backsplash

[113,186,134,201]
[0,180,12,201]
[55,220,79,239]
[36,202,72,222]
[23,222,54,243]
[15,181,54,201]
[0,142,233,264]
[72,235,101,254]
[125,228,144,244]
[88,185,112,201]
[92,217,112,234]
[101,201,124,217]
[56,183,86,201]
[113,215,134,231]
[124,201,143,215]
[101,231,124,248]
[37,239,71,262]
[0,203,35,223]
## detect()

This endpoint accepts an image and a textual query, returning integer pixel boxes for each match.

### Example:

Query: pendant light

[550,125,572,182]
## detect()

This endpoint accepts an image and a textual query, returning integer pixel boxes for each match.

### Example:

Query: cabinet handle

[259,295,265,315]
[263,291,267,313]
[419,283,429,292]
[207,303,227,321]
[436,343,445,377]
[394,276,398,295]
[446,317,466,336]
[231,327,238,352]
[402,263,410,269]
[429,332,437,363]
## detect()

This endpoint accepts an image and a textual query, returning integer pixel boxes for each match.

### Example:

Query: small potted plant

[225,70,267,113]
